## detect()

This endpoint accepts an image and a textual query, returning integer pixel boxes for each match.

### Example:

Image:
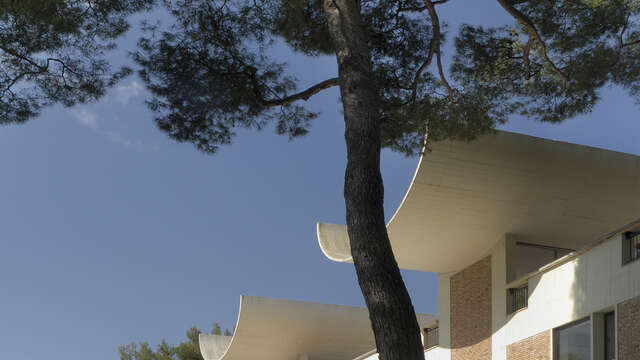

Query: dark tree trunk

[322,1,425,360]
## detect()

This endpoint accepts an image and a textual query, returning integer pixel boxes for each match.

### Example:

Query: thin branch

[398,5,426,12]
[496,0,569,82]
[263,77,339,106]
[523,30,534,80]
[248,71,339,107]
[411,37,436,102]
[424,0,454,100]
[2,70,40,97]
[622,39,640,47]
[618,14,639,48]
[435,47,454,100]
[618,14,630,47]
[0,45,47,71]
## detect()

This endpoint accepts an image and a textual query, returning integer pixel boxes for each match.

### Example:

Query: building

[198,295,436,360]
[202,130,640,360]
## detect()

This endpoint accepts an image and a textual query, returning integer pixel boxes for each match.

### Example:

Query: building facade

[201,131,640,360]
[318,131,640,360]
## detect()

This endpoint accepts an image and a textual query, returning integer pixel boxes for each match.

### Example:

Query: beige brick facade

[451,256,492,360]
[505,330,550,360]
[618,295,640,360]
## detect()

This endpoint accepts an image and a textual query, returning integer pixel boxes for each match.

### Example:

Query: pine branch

[424,0,454,100]
[523,30,535,80]
[496,0,569,82]
[249,72,339,107]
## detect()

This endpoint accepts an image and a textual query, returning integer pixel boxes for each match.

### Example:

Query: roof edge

[317,222,352,263]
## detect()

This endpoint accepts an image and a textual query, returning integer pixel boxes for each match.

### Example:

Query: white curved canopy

[199,295,436,360]
[318,130,640,273]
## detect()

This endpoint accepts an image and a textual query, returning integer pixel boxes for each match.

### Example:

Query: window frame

[506,284,529,315]
[604,311,615,360]
[622,231,640,265]
[553,317,591,360]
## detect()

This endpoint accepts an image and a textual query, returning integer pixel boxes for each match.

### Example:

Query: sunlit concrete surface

[318,130,640,273]
[199,295,436,360]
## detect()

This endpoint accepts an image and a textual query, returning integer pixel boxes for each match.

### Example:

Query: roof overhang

[318,130,640,273]
[199,295,436,360]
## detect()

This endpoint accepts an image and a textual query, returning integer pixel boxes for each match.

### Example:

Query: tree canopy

[132,0,639,155]
[119,323,233,360]
[0,0,153,124]
[3,1,639,360]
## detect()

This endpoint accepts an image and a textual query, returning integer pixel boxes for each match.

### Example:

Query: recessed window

[622,232,640,264]
[507,241,574,283]
[554,318,591,360]
[507,285,528,314]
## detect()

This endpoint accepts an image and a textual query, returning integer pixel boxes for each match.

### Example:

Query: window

[423,326,439,349]
[622,231,640,264]
[507,241,574,282]
[604,312,615,360]
[507,285,528,314]
[554,318,591,360]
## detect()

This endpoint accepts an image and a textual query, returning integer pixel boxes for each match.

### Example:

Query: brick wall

[618,295,640,360]
[506,331,550,360]
[450,256,492,360]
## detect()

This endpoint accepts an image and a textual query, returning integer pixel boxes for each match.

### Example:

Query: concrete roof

[317,130,640,273]
[199,295,436,360]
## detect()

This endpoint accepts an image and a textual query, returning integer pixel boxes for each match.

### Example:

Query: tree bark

[322,1,425,360]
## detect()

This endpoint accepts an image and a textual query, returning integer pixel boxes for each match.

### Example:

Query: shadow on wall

[448,256,493,357]
[493,233,633,359]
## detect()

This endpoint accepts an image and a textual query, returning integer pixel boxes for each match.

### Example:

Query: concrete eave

[199,295,436,360]
[317,130,640,273]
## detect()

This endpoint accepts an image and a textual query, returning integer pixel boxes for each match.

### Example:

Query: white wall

[357,347,449,360]
[438,272,452,350]
[491,233,640,360]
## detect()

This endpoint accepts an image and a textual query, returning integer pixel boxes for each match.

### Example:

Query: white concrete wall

[424,347,450,360]
[438,272,452,350]
[491,233,640,360]
[435,272,452,360]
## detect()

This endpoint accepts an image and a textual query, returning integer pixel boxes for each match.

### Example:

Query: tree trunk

[322,1,425,360]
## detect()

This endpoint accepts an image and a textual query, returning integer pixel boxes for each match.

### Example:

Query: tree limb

[411,37,436,102]
[0,45,47,71]
[252,75,339,107]
[496,0,569,82]
[523,30,534,80]
[618,14,639,48]
[622,39,640,47]
[423,1,454,100]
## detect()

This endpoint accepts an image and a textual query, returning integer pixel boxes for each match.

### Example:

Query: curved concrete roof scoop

[317,130,640,273]
[199,295,436,360]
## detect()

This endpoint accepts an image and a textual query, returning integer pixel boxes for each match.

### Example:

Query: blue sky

[1,3,639,360]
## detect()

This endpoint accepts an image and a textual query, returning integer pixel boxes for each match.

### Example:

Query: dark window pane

[507,285,528,314]
[623,232,640,264]
[554,318,591,360]
[604,312,615,360]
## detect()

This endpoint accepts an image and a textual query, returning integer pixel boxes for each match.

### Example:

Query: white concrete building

[198,295,436,360]
[202,131,640,360]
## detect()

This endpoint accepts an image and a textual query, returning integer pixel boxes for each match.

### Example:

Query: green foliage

[132,0,639,156]
[3,0,639,155]
[211,323,221,336]
[0,0,154,123]
[133,0,318,153]
[119,323,233,360]
[452,0,640,126]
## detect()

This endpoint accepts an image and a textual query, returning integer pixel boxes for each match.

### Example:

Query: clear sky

[1,3,638,360]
